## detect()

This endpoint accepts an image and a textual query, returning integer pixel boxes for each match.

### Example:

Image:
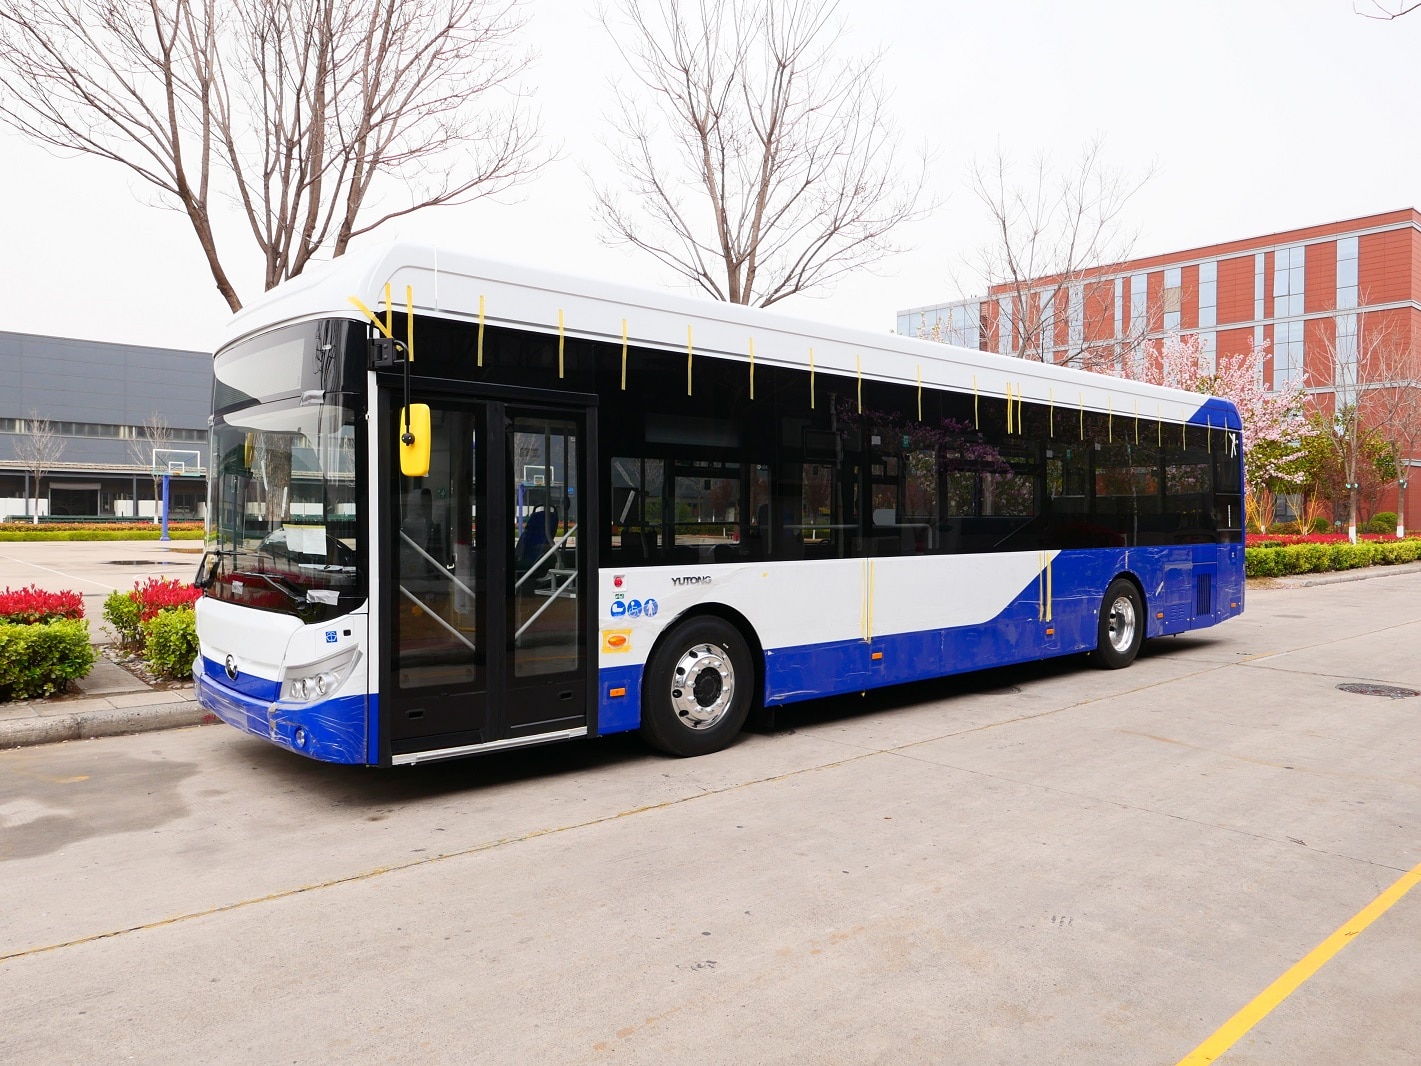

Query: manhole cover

[1337,683,1421,699]
[106,560,183,566]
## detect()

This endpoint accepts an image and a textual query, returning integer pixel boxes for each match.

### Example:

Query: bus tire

[641,616,754,757]
[1090,578,1144,669]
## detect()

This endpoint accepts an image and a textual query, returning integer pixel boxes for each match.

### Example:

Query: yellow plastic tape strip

[477,295,485,366]
[809,348,815,409]
[382,283,392,339]
[1135,399,1140,444]
[558,309,565,379]
[620,319,628,390]
[749,338,755,400]
[1049,388,1054,437]
[1046,555,1053,622]
[856,354,862,413]
[348,296,393,339]
[1108,396,1113,443]
[687,325,694,396]
[973,375,978,428]
[405,286,414,363]
[1079,394,1085,440]
[917,365,922,421]
[1007,383,1013,434]
[1158,402,1163,447]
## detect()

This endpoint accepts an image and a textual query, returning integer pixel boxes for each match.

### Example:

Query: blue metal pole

[160,474,171,542]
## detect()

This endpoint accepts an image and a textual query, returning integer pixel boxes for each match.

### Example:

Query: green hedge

[0,618,96,700]
[1246,537,1421,577]
[0,529,204,542]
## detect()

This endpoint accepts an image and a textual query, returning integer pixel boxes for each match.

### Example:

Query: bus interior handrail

[513,522,579,593]
[399,530,477,601]
[397,583,477,654]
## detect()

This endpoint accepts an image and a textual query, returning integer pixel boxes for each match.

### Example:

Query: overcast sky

[5,0,1419,353]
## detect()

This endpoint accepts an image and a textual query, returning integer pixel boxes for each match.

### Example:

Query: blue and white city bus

[193,244,1245,765]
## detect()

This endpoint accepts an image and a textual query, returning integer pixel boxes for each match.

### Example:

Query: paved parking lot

[1,566,1419,1063]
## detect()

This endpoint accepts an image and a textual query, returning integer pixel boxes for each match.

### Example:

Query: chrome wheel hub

[1107,595,1137,653]
[669,642,735,730]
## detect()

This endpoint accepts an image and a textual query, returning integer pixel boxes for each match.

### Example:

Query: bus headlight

[281,650,358,703]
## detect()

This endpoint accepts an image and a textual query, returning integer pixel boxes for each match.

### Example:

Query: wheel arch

[647,602,766,710]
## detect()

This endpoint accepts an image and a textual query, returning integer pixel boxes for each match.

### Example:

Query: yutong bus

[193,244,1245,765]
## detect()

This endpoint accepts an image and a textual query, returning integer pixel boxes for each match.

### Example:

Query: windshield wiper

[231,570,310,611]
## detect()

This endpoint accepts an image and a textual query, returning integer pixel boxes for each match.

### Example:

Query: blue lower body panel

[596,544,1244,727]
[194,656,370,765]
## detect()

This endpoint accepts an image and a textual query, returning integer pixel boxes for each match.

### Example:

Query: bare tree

[0,0,545,311]
[1313,307,1418,541]
[1356,2,1421,17]
[14,413,66,525]
[964,138,1154,364]
[591,0,927,307]
[127,412,174,524]
[1353,324,1421,536]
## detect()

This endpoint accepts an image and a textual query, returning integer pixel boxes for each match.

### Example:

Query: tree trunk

[1348,489,1358,544]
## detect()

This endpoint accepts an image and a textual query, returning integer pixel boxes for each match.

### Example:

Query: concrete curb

[0,705,219,748]
[1248,559,1421,589]
[0,696,218,750]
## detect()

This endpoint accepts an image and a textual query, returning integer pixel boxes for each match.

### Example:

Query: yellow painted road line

[1177,861,1421,1064]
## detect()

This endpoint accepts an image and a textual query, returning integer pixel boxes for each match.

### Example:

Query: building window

[1198,261,1217,330]
[1335,312,1358,405]
[1274,244,1305,317]
[1067,284,1083,352]
[1200,331,1217,375]
[1163,266,1182,331]
[1337,236,1358,311]
[1254,253,1265,322]
[1129,273,1147,337]
[997,297,1013,355]
[1274,319,1304,389]
[947,302,980,348]
[1113,277,1123,340]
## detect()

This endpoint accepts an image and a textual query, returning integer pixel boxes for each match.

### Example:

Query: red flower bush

[133,577,203,622]
[0,584,85,624]
[1249,533,1418,548]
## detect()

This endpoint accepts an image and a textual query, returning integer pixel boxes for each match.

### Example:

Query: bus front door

[385,396,591,761]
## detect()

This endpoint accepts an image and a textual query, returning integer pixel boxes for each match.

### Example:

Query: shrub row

[0,528,204,542]
[1245,537,1421,577]
[0,619,95,700]
[104,578,201,679]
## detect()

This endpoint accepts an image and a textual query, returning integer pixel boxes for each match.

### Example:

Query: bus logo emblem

[671,575,711,587]
[224,654,239,681]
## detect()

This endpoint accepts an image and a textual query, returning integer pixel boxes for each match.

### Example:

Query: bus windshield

[202,323,365,623]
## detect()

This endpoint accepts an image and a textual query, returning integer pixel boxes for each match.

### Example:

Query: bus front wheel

[641,616,753,757]
[1090,578,1144,669]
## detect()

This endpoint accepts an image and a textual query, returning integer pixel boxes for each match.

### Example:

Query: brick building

[897,208,1421,531]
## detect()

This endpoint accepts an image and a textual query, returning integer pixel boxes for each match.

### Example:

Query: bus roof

[220,243,1239,431]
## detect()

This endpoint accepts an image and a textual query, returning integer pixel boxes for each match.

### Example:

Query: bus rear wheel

[1090,578,1144,669]
[641,616,753,757]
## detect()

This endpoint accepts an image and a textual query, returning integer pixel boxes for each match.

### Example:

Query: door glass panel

[395,407,484,690]
[510,416,581,678]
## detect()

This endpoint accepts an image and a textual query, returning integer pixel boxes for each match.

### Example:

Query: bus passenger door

[504,410,588,737]
[385,395,591,760]
[387,401,491,753]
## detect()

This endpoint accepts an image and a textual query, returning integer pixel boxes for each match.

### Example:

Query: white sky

[4,0,1420,353]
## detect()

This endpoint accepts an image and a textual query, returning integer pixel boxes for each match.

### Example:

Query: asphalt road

[2,573,1419,1064]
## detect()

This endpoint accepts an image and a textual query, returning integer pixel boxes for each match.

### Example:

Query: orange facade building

[897,208,1421,530]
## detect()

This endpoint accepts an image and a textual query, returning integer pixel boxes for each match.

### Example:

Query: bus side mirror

[400,404,431,477]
